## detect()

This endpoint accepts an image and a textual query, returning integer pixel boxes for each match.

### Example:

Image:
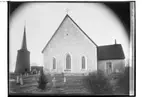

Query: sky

[9,3,130,72]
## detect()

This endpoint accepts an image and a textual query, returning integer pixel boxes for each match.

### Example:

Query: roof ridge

[98,44,122,47]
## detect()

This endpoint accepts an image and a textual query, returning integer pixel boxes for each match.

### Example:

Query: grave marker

[20,74,23,85]
[16,75,20,84]
[52,77,56,87]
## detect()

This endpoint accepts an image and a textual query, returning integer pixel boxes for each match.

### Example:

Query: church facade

[42,14,125,74]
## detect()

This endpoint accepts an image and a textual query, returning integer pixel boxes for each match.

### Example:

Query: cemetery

[9,66,131,95]
[9,70,91,94]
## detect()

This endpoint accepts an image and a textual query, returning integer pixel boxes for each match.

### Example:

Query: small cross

[66,8,69,14]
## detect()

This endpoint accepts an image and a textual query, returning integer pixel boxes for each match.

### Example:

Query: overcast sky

[9,3,130,72]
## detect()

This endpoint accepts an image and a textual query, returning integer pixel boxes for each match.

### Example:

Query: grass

[82,67,131,95]
[113,67,130,94]
[82,70,113,95]
[9,73,91,95]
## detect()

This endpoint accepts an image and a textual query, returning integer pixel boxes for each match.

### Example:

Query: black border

[8,1,10,96]
[8,1,136,97]
[134,2,136,97]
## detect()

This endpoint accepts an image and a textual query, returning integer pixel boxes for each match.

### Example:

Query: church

[42,14,125,74]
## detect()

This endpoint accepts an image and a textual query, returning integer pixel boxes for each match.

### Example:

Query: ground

[9,73,92,95]
[9,73,133,95]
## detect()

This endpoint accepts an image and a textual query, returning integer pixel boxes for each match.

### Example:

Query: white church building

[42,14,125,74]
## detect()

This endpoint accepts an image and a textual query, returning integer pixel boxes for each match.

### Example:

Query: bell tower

[15,26,30,74]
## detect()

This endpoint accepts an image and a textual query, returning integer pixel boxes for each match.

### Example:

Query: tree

[83,70,113,95]
[37,69,49,90]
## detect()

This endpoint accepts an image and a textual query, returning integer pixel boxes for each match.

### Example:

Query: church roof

[98,44,125,60]
[42,14,97,53]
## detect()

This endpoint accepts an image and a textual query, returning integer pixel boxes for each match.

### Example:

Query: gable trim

[67,15,97,47]
[41,15,68,53]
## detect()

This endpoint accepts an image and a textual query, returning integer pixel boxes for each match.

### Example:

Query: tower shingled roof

[21,26,27,50]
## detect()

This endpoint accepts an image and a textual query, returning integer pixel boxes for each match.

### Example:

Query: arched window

[82,56,86,69]
[53,57,56,69]
[66,54,71,69]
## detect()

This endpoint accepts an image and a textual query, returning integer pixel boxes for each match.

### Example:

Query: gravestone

[19,74,23,85]
[16,75,20,84]
[38,71,40,76]
[64,76,66,83]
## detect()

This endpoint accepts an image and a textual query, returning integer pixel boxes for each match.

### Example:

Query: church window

[82,56,86,69]
[66,54,71,69]
[53,57,56,69]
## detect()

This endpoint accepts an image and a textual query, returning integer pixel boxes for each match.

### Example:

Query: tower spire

[21,26,27,49]
[15,22,30,74]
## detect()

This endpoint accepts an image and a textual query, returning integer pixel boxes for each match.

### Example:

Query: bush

[115,67,129,94]
[37,69,49,90]
[83,70,113,95]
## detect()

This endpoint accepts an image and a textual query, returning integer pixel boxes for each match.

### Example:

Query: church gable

[42,14,97,53]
